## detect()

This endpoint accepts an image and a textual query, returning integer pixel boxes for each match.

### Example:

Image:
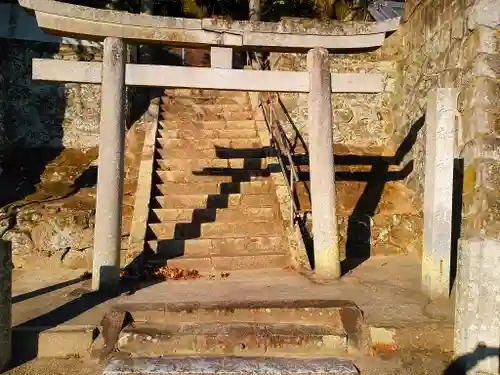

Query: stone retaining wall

[0,39,103,150]
[394,0,500,212]
[269,37,400,153]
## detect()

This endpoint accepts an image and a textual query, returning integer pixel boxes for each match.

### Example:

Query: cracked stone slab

[103,356,359,375]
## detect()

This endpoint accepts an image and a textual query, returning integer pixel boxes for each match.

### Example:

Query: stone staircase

[102,269,365,375]
[105,89,363,374]
[143,89,290,271]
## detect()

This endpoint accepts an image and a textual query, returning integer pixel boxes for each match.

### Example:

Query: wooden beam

[32,59,384,93]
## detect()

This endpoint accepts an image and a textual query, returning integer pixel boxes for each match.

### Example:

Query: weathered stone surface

[60,247,93,269]
[2,231,34,256]
[454,238,500,375]
[104,356,359,375]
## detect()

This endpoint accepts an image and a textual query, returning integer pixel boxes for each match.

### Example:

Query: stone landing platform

[10,255,454,363]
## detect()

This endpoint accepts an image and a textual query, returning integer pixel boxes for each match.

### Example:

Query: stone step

[161,111,224,122]
[148,253,290,271]
[154,180,271,195]
[150,207,275,223]
[158,119,256,130]
[156,146,266,159]
[152,194,274,209]
[113,297,356,331]
[154,171,269,184]
[147,236,284,258]
[161,109,253,122]
[162,95,248,107]
[155,158,268,171]
[161,101,252,114]
[104,356,358,375]
[165,89,249,98]
[159,128,258,140]
[115,322,347,357]
[147,221,278,239]
[157,138,262,150]
[164,95,249,106]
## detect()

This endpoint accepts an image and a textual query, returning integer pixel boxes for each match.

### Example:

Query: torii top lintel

[18,0,400,51]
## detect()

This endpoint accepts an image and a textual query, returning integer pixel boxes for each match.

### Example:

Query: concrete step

[154,180,271,195]
[152,194,274,209]
[148,253,290,271]
[147,236,284,258]
[115,322,347,357]
[159,128,258,140]
[156,146,266,159]
[154,171,269,184]
[147,221,278,240]
[157,138,262,150]
[159,120,256,130]
[155,158,268,171]
[104,356,358,375]
[150,207,275,223]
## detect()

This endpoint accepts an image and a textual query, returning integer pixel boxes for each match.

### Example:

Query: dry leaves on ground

[153,266,201,280]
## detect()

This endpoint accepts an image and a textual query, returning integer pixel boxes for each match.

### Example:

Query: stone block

[37,326,96,358]
[210,47,233,69]
[458,77,500,111]
[454,238,500,375]
[460,106,500,146]
[466,0,500,30]
[462,26,499,65]
[460,136,500,167]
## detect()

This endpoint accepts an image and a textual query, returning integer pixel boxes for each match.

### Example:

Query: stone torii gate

[19,0,399,293]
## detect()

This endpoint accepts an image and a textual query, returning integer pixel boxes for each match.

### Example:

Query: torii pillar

[92,37,126,293]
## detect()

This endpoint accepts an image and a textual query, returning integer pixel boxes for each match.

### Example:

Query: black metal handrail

[247,52,304,225]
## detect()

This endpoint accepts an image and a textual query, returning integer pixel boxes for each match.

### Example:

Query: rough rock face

[0,120,145,270]
[0,38,147,269]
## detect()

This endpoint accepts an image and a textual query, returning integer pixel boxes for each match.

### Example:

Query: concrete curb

[126,97,160,264]
[12,324,100,359]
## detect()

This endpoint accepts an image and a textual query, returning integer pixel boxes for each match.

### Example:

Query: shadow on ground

[442,344,499,375]
[263,95,427,273]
